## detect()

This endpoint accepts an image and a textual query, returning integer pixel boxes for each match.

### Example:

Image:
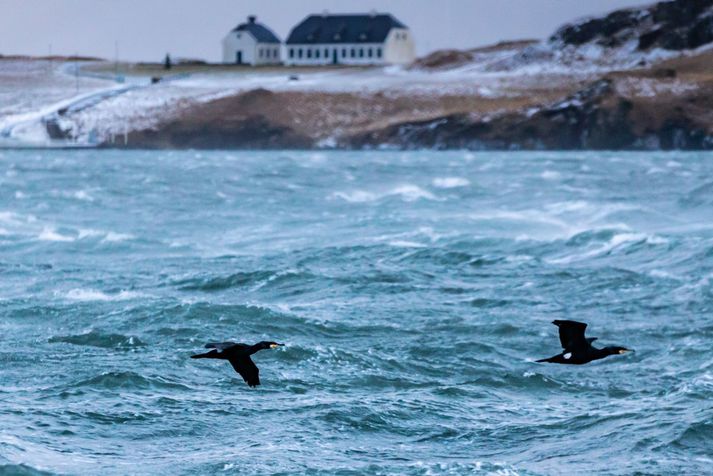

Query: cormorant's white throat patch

[563,352,572,360]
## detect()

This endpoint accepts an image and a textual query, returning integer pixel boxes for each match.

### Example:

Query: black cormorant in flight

[191,341,284,387]
[537,320,632,365]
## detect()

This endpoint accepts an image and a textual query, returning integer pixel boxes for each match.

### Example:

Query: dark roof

[232,16,281,44]
[286,14,407,44]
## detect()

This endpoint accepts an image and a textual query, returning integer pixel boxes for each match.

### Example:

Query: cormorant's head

[259,341,284,350]
[607,346,633,355]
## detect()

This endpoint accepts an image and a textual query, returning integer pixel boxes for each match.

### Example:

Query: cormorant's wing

[205,342,246,352]
[553,320,588,349]
[228,356,260,387]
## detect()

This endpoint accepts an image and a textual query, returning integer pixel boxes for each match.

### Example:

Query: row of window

[258,48,279,59]
[288,46,383,60]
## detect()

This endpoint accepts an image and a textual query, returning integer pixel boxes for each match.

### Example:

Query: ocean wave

[67,371,190,391]
[0,211,131,244]
[0,464,55,476]
[176,270,275,291]
[432,177,470,189]
[48,330,146,349]
[61,288,145,302]
[547,230,669,264]
[332,184,438,203]
[670,421,713,453]
[37,227,75,242]
[77,229,134,243]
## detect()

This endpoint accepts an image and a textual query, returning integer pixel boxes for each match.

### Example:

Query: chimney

[248,15,256,24]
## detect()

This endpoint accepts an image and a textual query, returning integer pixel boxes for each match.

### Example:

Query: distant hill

[414,0,713,73]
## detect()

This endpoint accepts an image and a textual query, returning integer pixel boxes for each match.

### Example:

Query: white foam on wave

[76,228,135,243]
[649,269,680,280]
[50,189,95,202]
[103,231,134,243]
[541,170,562,181]
[388,240,428,248]
[548,232,668,264]
[63,288,144,302]
[38,227,75,242]
[333,184,438,203]
[471,200,645,241]
[432,177,470,189]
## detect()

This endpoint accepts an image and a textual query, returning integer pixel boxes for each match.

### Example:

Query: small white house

[285,13,415,66]
[222,15,281,65]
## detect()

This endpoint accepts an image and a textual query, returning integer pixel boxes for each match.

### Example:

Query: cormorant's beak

[270,343,284,349]
[619,349,633,354]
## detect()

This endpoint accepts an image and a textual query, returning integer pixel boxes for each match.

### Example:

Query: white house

[285,13,415,66]
[222,15,281,65]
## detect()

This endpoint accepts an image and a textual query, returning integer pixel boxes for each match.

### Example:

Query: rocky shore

[114,0,713,151]
[3,0,712,150]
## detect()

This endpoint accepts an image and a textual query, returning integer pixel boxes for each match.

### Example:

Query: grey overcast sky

[0,0,648,62]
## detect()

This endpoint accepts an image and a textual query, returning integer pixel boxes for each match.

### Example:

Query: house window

[342,48,347,58]
[377,48,382,58]
[350,48,355,58]
[307,48,312,58]
[298,48,303,58]
[324,48,328,57]
[315,48,320,58]
[368,48,373,58]
[359,48,364,58]
[289,48,294,58]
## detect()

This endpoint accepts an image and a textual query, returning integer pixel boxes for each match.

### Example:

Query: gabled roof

[286,14,407,44]
[232,16,281,44]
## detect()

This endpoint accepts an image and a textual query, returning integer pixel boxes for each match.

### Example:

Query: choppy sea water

[0,150,712,475]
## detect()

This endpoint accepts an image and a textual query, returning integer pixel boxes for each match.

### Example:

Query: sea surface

[0,150,712,475]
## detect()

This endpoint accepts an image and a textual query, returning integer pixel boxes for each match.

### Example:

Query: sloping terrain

[3,0,713,150]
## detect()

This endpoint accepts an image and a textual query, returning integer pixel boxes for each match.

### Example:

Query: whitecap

[541,170,561,180]
[73,190,94,201]
[388,240,428,248]
[432,177,470,189]
[548,232,668,264]
[649,269,680,280]
[38,227,75,242]
[62,288,144,302]
[333,190,377,203]
[390,184,437,201]
[103,231,134,243]
[333,184,437,203]
[77,228,104,240]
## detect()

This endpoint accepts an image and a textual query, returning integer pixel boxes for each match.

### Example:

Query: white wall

[222,31,281,65]
[383,28,415,65]
[222,31,256,64]
[284,43,386,66]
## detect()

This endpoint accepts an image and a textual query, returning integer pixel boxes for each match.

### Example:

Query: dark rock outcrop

[346,78,713,151]
[551,0,713,51]
[115,115,311,149]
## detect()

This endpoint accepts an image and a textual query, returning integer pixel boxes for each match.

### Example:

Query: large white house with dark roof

[284,13,415,66]
[222,15,281,65]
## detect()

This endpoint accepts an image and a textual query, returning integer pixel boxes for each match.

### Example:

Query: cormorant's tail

[191,351,218,359]
[536,356,556,363]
